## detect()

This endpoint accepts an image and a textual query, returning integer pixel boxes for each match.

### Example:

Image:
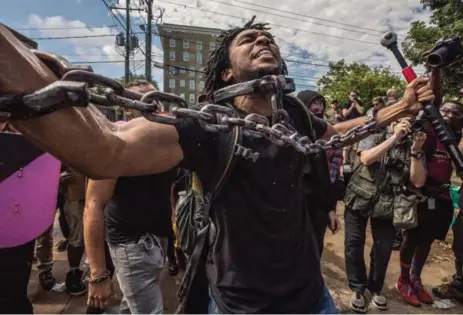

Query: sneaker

[39,271,56,291]
[372,292,388,311]
[396,277,421,306]
[411,278,433,304]
[168,261,179,276]
[56,239,68,252]
[433,283,463,303]
[65,269,87,296]
[350,291,369,313]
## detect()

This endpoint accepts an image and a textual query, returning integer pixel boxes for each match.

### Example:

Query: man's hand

[327,211,341,234]
[87,278,112,309]
[393,118,412,140]
[411,131,427,152]
[402,77,435,114]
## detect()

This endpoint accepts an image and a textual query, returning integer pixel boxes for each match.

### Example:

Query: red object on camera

[402,66,417,83]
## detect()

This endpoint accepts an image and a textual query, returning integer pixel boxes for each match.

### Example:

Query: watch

[410,151,424,159]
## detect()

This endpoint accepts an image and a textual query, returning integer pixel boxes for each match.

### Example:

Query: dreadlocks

[204,16,288,102]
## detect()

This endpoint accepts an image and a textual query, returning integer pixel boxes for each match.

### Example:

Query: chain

[0,69,379,155]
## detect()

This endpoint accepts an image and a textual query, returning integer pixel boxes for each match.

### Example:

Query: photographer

[396,67,463,306]
[344,118,427,313]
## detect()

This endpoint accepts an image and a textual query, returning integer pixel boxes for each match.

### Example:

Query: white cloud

[26,0,433,91]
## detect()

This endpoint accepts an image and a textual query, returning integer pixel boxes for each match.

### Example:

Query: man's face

[440,102,463,126]
[125,84,156,120]
[349,92,357,102]
[331,103,338,111]
[308,98,324,116]
[225,29,282,83]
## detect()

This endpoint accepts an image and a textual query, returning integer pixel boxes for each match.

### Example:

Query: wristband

[89,272,110,284]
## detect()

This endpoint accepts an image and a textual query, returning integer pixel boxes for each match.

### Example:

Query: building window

[168,66,177,76]
[210,41,216,50]
[183,51,189,62]
[179,67,185,74]
[169,39,176,48]
[189,66,195,77]
[180,93,185,100]
[180,79,185,87]
[189,80,195,90]
[196,52,202,65]
[169,79,175,89]
[189,94,195,103]
[183,40,189,49]
[199,80,205,90]
[197,40,202,50]
[169,51,175,60]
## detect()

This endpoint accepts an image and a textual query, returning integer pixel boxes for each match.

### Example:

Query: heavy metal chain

[0,69,379,155]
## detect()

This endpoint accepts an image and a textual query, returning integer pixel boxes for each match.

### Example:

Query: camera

[425,38,463,68]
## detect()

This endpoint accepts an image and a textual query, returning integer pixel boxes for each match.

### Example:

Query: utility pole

[145,0,153,83]
[125,0,131,84]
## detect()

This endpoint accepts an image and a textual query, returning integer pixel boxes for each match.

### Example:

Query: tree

[116,74,160,91]
[402,0,463,96]
[317,60,405,109]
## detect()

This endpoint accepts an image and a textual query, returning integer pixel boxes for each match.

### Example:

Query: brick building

[158,23,222,105]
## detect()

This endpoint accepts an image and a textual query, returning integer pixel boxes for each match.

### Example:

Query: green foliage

[317,60,405,109]
[402,0,463,96]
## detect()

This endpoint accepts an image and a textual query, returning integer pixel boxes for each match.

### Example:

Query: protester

[297,89,341,256]
[397,100,463,306]
[344,117,427,313]
[84,80,178,314]
[61,166,88,296]
[35,226,56,290]
[386,87,399,106]
[325,100,343,125]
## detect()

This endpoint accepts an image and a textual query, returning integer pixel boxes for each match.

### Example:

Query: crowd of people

[1,16,463,315]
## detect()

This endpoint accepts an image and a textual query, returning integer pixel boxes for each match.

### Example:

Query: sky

[1,0,433,92]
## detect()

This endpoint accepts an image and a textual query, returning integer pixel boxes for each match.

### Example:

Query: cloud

[26,0,433,91]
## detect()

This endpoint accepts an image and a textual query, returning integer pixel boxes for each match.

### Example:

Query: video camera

[425,37,463,68]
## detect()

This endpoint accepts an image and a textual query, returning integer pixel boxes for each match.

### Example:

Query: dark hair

[331,99,338,104]
[204,16,287,101]
[125,80,152,89]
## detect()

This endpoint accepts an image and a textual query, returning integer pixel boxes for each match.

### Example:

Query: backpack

[175,117,242,314]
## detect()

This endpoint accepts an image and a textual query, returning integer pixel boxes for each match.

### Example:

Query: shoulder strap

[284,94,317,141]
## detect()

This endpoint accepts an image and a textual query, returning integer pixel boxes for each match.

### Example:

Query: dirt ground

[30,204,463,314]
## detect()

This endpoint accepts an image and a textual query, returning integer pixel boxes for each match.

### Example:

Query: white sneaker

[372,292,388,311]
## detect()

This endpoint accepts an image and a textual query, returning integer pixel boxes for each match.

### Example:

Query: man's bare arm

[84,179,117,279]
[1,25,182,178]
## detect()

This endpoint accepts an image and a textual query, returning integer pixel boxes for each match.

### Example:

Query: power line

[231,0,385,34]
[14,25,116,31]
[157,0,377,45]
[209,0,381,37]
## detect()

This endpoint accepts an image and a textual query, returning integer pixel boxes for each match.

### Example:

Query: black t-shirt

[105,170,177,244]
[175,105,328,313]
[343,100,364,120]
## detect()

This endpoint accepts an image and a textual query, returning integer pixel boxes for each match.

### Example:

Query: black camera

[426,38,463,68]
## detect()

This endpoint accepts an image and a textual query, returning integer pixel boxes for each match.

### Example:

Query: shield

[0,133,60,248]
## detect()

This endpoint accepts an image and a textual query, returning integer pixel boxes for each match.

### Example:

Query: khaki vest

[344,135,414,219]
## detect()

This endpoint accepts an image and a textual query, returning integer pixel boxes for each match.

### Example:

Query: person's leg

[452,210,463,288]
[312,285,338,314]
[397,225,421,306]
[109,234,165,314]
[368,217,396,310]
[0,240,35,314]
[57,202,70,252]
[64,200,87,296]
[36,225,56,290]
[344,207,369,312]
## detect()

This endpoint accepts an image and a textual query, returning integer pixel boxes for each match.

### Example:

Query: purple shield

[0,133,60,248]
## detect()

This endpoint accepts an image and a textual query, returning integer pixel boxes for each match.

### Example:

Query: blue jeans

[209,285,337,314]
[109,234,166,314]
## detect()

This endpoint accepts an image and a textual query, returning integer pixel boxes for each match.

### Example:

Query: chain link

[1,69,380,155]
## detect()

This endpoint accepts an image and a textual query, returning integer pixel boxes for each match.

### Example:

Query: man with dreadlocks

[3,16,435,313]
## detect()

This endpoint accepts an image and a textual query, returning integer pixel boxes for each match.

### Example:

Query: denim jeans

[208,285,337,314]
[109,234,167,314]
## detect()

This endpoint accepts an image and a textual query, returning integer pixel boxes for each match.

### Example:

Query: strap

[176,125,241,311]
